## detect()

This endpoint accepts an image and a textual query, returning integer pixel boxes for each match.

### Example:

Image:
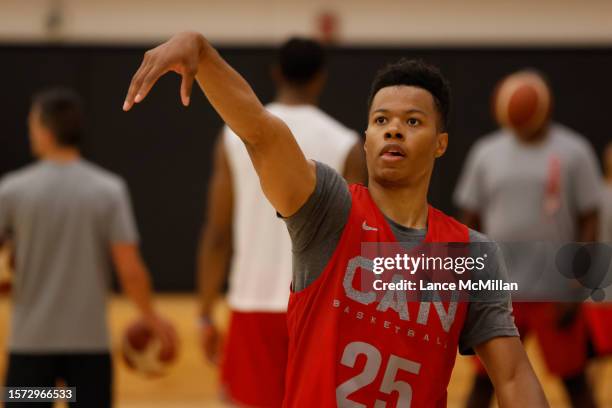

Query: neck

[516,123,550,145]
[368,176,430,229]
[606,174,612,185]
[43,148,80,163]
[275,87,318,106]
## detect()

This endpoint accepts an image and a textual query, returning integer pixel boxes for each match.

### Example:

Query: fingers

[123,57,150,111]
[201,326,220,365]
[180,72,195,107]
[158,323,178,358]
[123,52,165,111]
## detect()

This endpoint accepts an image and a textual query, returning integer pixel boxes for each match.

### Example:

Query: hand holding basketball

[122,313,179,377]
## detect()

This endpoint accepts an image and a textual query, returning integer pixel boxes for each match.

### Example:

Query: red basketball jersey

[284,184,470,407]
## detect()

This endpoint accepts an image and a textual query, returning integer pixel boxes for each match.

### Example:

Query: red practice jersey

[285,184,470,407]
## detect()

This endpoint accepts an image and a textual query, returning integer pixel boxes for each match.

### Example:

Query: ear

[434,132,448,158]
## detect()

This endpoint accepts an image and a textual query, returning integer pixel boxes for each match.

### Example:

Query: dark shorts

[4,352,112,408]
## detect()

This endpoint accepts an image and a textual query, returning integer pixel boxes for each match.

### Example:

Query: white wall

[2,0,612,45]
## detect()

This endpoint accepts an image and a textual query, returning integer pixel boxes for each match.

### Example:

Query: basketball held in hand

[122,319,177,377]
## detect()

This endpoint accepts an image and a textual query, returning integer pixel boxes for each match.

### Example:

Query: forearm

[578,209,598,242]
[194,36,276,146]
[495,360,548,407]
[197,236,231,317]
[117,258,156,318]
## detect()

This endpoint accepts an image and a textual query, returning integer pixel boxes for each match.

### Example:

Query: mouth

[379,143,406,161]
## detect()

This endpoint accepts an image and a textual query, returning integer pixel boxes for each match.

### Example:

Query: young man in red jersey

[123,31,548,407]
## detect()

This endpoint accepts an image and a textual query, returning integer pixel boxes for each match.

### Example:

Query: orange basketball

[122,319,176,377]
[494,71,551,133]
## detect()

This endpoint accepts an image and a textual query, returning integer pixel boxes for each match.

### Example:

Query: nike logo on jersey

[362,221,378,231]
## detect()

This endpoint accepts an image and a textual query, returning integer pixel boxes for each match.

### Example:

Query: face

[364,86,448,187]
[28,107,54,157]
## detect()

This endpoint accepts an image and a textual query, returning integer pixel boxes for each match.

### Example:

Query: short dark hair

[32,87,84,147]
[278,37,325,85]
[368,59,451,131]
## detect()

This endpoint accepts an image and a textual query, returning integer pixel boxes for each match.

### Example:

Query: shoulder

[309,107,359,141]
[472,129,510,156]
[464,130,510,169]
[78,161,128,194]
[0,162,45,193]
[467,228,494,243]
[273,103,359,144]
[550,123,594,156]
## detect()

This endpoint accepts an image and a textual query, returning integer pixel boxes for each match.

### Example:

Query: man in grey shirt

[0,88,177,407]
[455,70,601,408]
[601,142,612,243]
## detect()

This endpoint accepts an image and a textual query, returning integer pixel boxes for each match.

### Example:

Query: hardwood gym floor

[0,295,610,407]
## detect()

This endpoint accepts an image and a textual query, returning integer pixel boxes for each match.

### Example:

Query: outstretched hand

[123,31,206,111]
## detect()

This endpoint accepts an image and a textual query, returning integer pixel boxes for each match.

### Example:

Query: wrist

[198,314,213,328]
[191,32,208,59]
[141,308,157,323]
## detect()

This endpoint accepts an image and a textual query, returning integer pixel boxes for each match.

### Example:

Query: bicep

[577,208,598,242]
[245,112,316,217]
[107,183,139,244]
[573,143,602,212]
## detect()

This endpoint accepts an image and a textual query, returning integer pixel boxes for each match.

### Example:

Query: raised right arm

[123,31,315,216]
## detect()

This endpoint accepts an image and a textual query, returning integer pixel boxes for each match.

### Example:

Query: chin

[372,168,411,188]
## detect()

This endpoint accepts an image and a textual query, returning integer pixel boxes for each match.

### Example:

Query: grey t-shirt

[454,123,601,242]
[283,162,518,355]
[0,159,138,352]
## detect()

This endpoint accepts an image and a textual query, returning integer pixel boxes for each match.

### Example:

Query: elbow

[241,110,279,148]
[200,227,232,256]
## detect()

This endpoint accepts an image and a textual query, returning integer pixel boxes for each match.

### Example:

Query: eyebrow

[372,108,427,115]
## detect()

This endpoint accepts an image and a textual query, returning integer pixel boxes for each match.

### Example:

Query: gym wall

[1,44,611,290]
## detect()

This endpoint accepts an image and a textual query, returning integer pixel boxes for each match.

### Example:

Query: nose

[384,131,404,140]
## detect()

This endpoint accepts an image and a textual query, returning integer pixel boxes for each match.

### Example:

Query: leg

[562,372,597,408]
[4,353,56,408]
[464,373,494,408]
[60,353,113,408]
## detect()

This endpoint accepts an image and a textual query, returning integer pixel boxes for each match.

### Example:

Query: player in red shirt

[123,31,548,407]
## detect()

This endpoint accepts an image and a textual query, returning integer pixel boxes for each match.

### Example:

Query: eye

[407,118,421,127]
[375,116,387,125]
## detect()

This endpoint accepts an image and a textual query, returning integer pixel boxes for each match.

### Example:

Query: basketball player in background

[197,37,365,407]
[601,142,612,243]
[124,31,548,407]
[0,88,177,407]
[455,70,601,407]
[581,142,612,359]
